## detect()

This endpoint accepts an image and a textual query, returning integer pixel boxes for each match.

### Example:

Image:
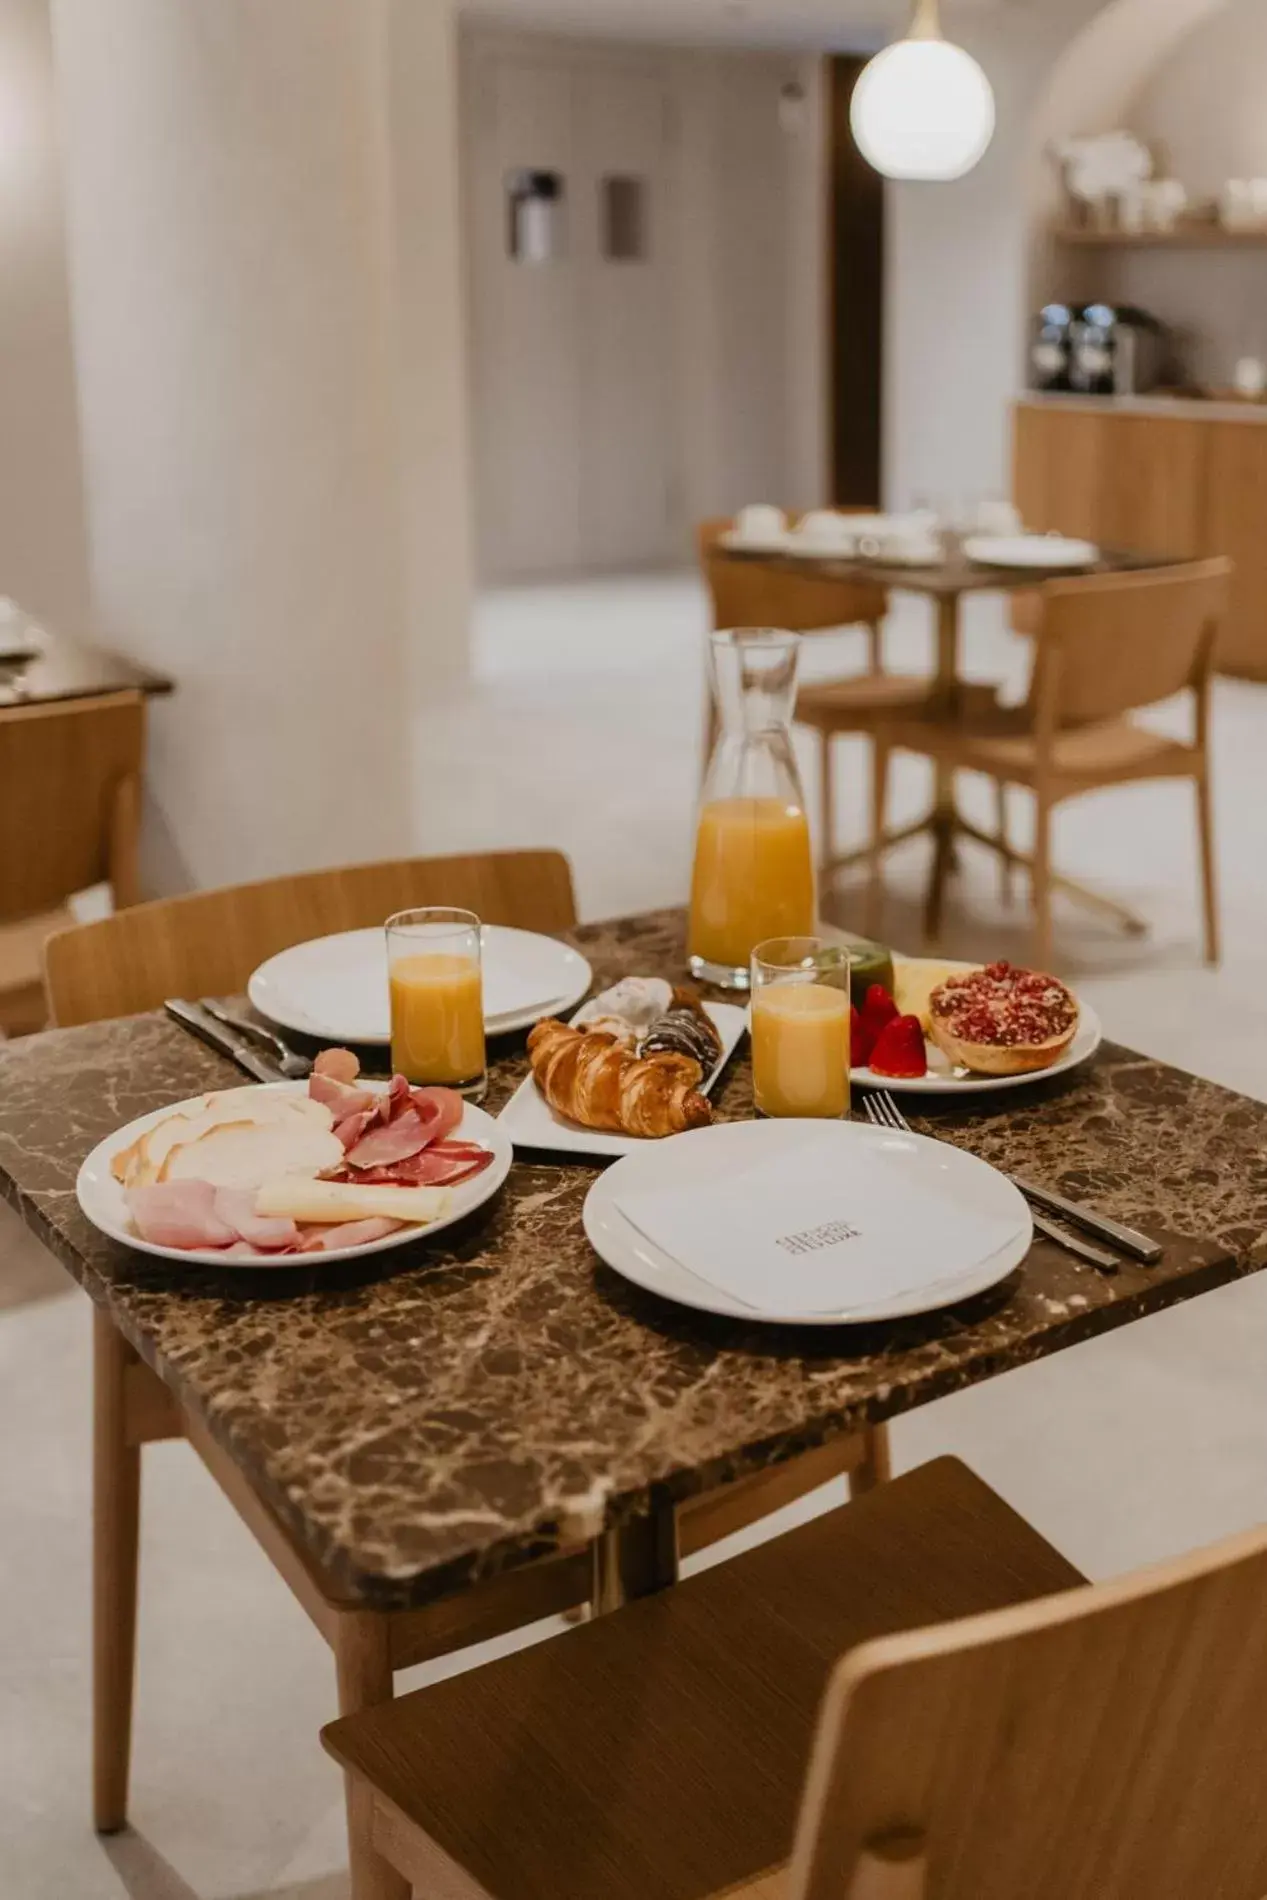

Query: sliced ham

[211,1188,301,1252]
[126,1181,238,1251]
[309,1072,377,1120]
[411,1087,464,1144]
[344,1108,431,1170]
[312,1048,361,1084]
[385,1073,414,1119]
[296,1217,403,1252]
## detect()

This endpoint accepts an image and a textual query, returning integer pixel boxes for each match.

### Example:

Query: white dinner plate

[75,1082,513,1268]
[584,1119,1031,1326]
[498,1003,748,1160]
[963,534,1099,571]
[852,997,1102,1096]
[248,926,593,1045]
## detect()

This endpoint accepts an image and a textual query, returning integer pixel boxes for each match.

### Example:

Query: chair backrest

[43,849,578,1026]
[1031,558,1231,730]
[0,692,145,923]
[697,518,888,636]
[788,1513,1267,1900]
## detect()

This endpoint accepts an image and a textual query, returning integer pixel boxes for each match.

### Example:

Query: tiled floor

[3,571,1266,1897]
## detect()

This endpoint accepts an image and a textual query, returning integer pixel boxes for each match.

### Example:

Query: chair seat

[0,905,72,1035]
[322,1458,1085,1900]
[890,707,1194,786]
[794,672,934,732]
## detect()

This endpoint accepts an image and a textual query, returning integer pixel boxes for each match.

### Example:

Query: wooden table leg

[590,1493,680,1615]
[921,593,963,946]
[334,1612,410,1900]
[93,1308,141,1835]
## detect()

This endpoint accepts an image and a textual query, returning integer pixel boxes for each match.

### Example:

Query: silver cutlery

[164,999,283,1084]
[198,999,312,1079]
[861,1089,1123,1274]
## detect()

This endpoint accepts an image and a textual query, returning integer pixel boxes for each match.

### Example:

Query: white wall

[883,0,1108,511]
[0,0,89,629]
[461,27,827,575]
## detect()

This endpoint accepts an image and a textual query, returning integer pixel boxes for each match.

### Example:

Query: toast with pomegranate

[928,962,1079,1076]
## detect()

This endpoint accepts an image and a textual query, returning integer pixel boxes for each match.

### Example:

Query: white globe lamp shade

[851,4,995,183]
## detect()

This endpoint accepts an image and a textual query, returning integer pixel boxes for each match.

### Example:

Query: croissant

[527,1019,713,1139]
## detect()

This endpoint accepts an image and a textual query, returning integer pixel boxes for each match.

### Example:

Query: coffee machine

[1029,304,1076,392]
[1068,304,1168,396]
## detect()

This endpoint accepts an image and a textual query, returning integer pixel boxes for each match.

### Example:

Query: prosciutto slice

[344,1108,431,1171]
[126,1180,238,1251]
[333,1108,376,1152]
[411,1087,464,1144]
[344,1146,493,1188]
[296,1217,404,1252]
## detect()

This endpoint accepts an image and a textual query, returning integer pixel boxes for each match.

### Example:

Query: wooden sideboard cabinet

[1013,398,1267,680]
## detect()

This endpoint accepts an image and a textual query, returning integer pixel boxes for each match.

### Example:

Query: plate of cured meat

[850,958,1101,1096]
[76,1050,512,1267]
[498,977,747,1159]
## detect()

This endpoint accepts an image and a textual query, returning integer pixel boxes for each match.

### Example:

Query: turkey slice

[161,1111,344,1192]
[126,1089,334,1188]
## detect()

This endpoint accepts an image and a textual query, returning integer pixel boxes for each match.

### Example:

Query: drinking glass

[750,938,852,1119]
[689,629,816,990]
[385,907,486,1097]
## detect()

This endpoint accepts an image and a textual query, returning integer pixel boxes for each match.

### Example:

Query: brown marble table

[1,909,1265,1610]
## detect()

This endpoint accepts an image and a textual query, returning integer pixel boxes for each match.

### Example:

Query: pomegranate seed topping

[929,961,1076,1048]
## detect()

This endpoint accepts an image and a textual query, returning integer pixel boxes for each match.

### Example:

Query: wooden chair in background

[879,560,1230,969]
[322,1452,1267,1900]
[0,691,144,1035]
[44,849,888,1899]
[697,520,934,886]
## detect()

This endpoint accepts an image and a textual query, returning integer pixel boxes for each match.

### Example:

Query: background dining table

[1,908,1265,1610]
[716,539,1182,939]
[0,615,172,709]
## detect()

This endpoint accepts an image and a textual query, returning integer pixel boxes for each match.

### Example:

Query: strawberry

[858,983,898,1064]
[850,1003,871,1067]
[868,1013,928,1079]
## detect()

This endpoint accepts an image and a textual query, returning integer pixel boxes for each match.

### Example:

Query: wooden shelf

[1051,224,1267,249]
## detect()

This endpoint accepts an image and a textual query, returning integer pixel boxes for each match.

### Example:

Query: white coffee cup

[976,499,1023,538]
[794,510,855,551]
[1234,357,1267,399]
[734,503,787,545]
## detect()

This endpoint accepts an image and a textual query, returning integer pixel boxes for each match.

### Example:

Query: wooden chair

[697,519,933,882]
[0,691,144,1035]
[879,559,1231,969]
[323,1452,1267,1900]
[44,850,888,1900]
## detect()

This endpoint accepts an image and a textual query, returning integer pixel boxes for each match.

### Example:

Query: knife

[1011,1173,1162,1265]
[164,999,283,1083]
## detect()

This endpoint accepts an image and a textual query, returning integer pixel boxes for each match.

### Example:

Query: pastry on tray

[528,1019,712,1139]
[928,961,1079,1076]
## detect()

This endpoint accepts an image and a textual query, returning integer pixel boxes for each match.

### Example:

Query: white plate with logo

[963,534,1099,571]
[583,1118,1031,1326]
[499,1003,747,1160]
[248,927,592,1045]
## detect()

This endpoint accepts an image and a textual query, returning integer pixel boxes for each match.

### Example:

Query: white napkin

[615,1134,1024,1318]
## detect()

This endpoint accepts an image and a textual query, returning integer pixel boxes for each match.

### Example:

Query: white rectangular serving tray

[498,1003,748,1160]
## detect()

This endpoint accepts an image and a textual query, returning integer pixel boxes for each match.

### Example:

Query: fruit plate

[75,1082,513,1268]
[498,1003,748,1160]
[853,996,1102,1096]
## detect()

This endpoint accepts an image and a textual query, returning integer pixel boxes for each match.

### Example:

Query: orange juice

[389,953,485,1085]
[752,982,851,1119]
[688,798,815,975]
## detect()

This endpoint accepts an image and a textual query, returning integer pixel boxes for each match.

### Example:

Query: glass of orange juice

[385,908,486,1097]
[689,629,816,989]
[750,938,852,1120]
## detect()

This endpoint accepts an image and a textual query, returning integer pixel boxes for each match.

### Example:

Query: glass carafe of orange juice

[688,628,815,989]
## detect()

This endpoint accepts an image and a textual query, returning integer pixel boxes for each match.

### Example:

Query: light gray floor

[3,572,1265,1897]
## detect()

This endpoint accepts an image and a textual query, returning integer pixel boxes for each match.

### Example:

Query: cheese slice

[254,1177,450,1226]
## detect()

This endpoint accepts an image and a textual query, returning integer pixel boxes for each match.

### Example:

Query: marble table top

[2,909,1265,1608]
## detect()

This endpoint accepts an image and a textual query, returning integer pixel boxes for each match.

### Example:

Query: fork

[861,1089,1122,1274]
[198,1000,312,1080]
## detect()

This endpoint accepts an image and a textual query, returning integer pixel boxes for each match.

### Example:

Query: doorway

[828,55,885,508]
